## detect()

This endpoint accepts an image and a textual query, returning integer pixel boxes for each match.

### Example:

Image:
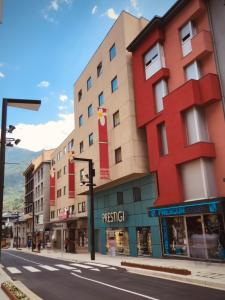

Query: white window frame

[144,43,165,80]
[185,61,201,81]
[180,21,196,56]
[154,80,168,113]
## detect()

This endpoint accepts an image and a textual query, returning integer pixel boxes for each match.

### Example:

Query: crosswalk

[6,262,117,275]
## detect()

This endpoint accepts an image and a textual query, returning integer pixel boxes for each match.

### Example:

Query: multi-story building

[49,130,88,253]
[32,150,53,244]
[128,0,225,261]
[73,12,162,258]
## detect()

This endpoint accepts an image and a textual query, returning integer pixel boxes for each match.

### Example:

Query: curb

[1,281,29,300]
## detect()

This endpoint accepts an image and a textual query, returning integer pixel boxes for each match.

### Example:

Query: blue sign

[149,201,220,218]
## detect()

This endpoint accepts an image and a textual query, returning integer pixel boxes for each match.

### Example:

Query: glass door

[186,215,207,259]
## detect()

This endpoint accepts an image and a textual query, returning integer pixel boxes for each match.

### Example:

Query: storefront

[149,199,225,261]
[94,175,161,258]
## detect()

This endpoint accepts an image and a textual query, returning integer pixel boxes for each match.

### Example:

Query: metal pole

[89,160,95,260]
[0,99,7,261]
[16,212,19,249]
[32,202,35,251]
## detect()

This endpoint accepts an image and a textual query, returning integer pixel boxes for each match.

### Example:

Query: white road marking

[7,267,22,274]
[85,262,114,268]
[108,267,117,270]
[90,268,100,272]
[55,264,77,270]
[71,269,82,273]
[71,272,159,300]
[39,265,59,271]
[70,263,94,269]
[23,266,41,272]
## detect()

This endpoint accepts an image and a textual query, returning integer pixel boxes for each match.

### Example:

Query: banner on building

[50,166,55,206]
[98,108,110,179]
[68,151,75,198]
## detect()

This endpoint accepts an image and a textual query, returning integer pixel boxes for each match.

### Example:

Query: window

[63,186,66,195]
[89,132,94,146]
[180,158,217,201]
[57,151,62,161]
[87,76,92,90]
[185,61,200,81]
[57,169,62,179]
[180,21,196,56]
[82,201,86,212]
[111,76,118,93]
[97,61,102,77]
[63,165,67,175]
[41,198,43,211]
[144,43,165,80]
[41,183,43,195]
[79,114,84,127]
[113,110,120,127]
[115,147,122,164]
[154,80,168,113]
[80,141,84,153]
[78,203,82,213]
[117,192,123,205]
[88,104,93,118]
[41,167,43,179]
[68,139,74,151]
[80,169,84,182]
[78,89,82,102]
[64,146,67,155]
[133,187,141,202]
[109,43,116,61]
[57,189,62,198]
[184,107,209,145]
[98,92,104,107]
[158,123,168,156]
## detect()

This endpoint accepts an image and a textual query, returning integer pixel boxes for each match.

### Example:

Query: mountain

[4,147,41,211]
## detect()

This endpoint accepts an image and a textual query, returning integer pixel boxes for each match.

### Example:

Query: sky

[0,0,176,152]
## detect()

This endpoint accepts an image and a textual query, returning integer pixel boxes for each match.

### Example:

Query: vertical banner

[50,166,55,206]
[98,108,110,179]
[68,151,75,198]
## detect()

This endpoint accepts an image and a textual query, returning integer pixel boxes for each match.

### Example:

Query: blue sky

[0,0,176,151]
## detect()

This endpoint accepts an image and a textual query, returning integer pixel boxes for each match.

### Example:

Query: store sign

[102,211,126,223]
[148,201,220,218]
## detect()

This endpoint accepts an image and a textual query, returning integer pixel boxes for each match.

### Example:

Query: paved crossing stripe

[23,266,41,272]
[7,267,22,274]
[86,262,117,270]
[39,265,59,271]
[55,264,77,270]
[70,263,93,269]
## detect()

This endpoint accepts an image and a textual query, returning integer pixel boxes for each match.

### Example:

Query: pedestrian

[108,237,116,256]
[37,240,41,252]
[27,239,31,250]
[65,238,69,253]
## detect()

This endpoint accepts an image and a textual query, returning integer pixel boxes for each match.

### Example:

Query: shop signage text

[102,211,126,223]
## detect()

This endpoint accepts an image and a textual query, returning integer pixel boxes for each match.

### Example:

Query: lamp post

[71,157,95,260]
[16,212,19,249]
[0,98,41,261]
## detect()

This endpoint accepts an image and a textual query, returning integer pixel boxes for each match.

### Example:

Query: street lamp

[0,98,41,261]
[70,156,96,260]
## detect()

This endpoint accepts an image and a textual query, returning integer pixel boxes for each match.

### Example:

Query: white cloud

[130,0,138,8]
[37,81,50,88]
[43,0,73,22]
[0,72,5,78]
[13,114,74,152]
[0,63,4,67]
[130,0,142,17]
[58,105,66,111]
[50,0,59,11]
[92,5,97,15]
[59,94,68,102]
[105,8,118,20]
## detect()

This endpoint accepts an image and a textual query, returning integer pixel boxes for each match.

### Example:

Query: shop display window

[136,227,152,256]
[106,228,130,255]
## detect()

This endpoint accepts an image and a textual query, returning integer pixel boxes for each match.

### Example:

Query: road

[1,250,225,300]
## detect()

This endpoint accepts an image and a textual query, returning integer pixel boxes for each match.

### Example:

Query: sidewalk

[0,264,10,300]
[16,248,225,291]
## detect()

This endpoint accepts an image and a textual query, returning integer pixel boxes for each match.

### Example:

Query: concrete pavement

[12,247,225,291]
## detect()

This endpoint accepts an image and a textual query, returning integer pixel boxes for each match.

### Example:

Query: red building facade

[128,0,225,260]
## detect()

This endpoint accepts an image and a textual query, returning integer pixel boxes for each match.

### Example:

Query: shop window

[106,228,130,255]
[144,43,165,80]
[89,132,94,146]
[80,141,84,153]
[78,89,82,101]
[180,158,217,201]
[185,60,200,81]
[87,76,92,91]
[113,110,120,127]
[184,107,209,145]
[158,122,168,156]
[97,61,102,77]
[154,80,168,113]
[111,76,118,93]
[115,147,122,164]
[109,43,116,61]
[133,187,141,202]
[180,21,196,56]
[136,227,152,256]
[98,92,104,107]
[117,192,123,205]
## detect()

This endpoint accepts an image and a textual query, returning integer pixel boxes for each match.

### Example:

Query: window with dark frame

[80,141,84,153]
[115,147,122,164]
[98,92,104,107]
[87,76,92,90]
[133,187,141,202]
[117,192,123,205]
[111,76,118,93]
[78,203,82,213]
[80,169,84,182]
[78,89,82,101]
[88,104,93,118]
[89,132,94,146]
[113,110,120,127]
[82,201,86,212]
[97,61,102,77]
[109,43,116,61]
[79,114,84,127]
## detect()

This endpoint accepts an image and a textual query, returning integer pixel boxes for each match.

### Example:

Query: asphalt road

[1,250,225,300]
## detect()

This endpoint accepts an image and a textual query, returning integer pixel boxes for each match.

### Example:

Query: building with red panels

[128,0,225,261]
